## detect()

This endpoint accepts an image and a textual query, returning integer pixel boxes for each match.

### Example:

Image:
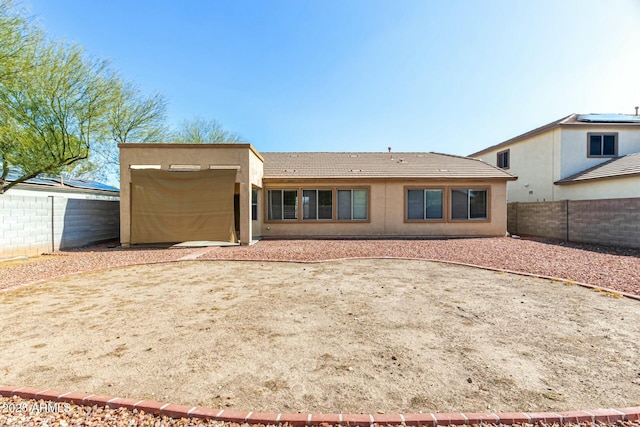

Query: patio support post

[239,182,252,245]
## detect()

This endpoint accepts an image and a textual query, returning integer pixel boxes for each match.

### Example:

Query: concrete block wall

[506,203,518,235]
[508,200,567,240]
[0,194,119,258]
[568,198,640,249]
[508,198,640,249]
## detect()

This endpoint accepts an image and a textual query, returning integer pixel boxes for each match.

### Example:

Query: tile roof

[555,152,640,185]
[261,152,516,180]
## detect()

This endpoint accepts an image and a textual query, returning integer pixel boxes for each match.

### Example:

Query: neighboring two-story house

[469,113,640,202]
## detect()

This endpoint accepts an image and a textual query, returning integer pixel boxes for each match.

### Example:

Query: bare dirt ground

[1,258,639,415]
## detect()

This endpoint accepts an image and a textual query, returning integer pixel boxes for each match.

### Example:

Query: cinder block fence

[0,193,120,258]
[508,198,640,249]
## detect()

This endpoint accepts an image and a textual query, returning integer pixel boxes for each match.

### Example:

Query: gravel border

[1,237,639,295]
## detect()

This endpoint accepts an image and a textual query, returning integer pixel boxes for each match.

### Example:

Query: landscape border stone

[1,386,639,426]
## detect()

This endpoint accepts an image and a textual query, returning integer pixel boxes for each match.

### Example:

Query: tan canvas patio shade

[130,169,237,244]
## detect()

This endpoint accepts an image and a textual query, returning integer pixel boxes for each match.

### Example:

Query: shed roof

[555,152,640,185]
[262,152,516,180]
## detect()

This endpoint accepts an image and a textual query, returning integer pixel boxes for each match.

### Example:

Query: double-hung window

[451,189,488,220]
[406,189,444,220]
[267,189,298,220]
[303,189,333,220]
[337,189,368,220]
[588,133,617,157]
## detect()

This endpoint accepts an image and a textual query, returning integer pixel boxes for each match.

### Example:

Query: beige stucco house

[469,113,640,202]
[119,143,516,246]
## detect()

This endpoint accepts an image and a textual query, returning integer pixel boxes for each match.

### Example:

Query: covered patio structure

[119,143,263,247]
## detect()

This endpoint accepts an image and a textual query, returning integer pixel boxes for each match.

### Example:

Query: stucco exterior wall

[261,180,508,238]
[559,127,640,179]
[119,144,264,246]
[555,175,640,200]
[475,129,558,203]
[249,149,264,240]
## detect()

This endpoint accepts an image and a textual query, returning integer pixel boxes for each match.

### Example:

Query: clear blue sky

[27,0,640,156]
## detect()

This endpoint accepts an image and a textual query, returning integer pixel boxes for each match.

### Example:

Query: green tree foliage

[172,116,243,143]
[0,1,39,80]
[0,0,168,192]
[68,81,169,181]
[0,0,244,191]
[0,40,116,191]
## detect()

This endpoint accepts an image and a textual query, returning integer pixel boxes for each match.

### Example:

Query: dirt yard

[1,259,639,414]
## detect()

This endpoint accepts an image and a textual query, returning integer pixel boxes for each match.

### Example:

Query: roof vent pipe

[635,106,639,116]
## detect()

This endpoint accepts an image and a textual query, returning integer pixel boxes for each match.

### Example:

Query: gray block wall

[509,200,568,240]
[508,198,640,249]
[0,194,120,258]
[568,198,640,249]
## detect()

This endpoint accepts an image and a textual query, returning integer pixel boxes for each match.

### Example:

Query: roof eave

[468,114,575,157]
[555,171,640,185]
[263,175,517,182]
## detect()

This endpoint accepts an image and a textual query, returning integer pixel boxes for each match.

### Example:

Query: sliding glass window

[303,189,333,220]
[268,189,298,220]
[451,189,487,220]
[407,189,443,220]
[337,189,368,220]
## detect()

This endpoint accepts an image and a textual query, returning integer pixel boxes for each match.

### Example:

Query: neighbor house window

[497,149,510,169]
[337,189,368,220]
[451,189,488,220]
[588,133,617,157]
[252,189,258,220]
[268,189,298,220]
[303,189,333,220]
[407,189,444,220]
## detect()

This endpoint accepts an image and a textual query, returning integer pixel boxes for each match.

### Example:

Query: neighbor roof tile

[555,152,640,184]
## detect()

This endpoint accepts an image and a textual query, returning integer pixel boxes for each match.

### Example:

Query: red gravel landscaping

[1,237,639,295]
[199,237,640,295]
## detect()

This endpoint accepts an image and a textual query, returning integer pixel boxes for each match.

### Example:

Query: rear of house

[259,152,515,239]
[118,144,516,246]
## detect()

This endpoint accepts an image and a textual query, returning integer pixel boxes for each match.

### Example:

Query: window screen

[407,189,443,220]
[337,189,368,220]
[268,189,298,220]
[303,189,333,220]
[451,189,487,220]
